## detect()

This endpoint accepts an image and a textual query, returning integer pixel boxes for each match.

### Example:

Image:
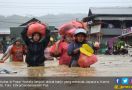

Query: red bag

[50,41,71,65]
[27,22,46,37]
[78,53,97,68]
[66,28,76,36]
[69,20,84,28]
[50,43,61,57]
[58,23,74,35]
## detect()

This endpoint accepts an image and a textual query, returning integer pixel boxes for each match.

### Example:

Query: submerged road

[0,55,132,77]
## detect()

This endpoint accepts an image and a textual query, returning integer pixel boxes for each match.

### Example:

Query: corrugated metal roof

[20,18,41,26]
[0,28,10,34]
[89,7,132,15]
[94,16,132,20]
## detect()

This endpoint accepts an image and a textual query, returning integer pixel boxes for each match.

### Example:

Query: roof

[83,7,132,22]
[116,32,132,38]
[89,7,132,16]
[0,28,10,34]
[94,16,132,20]
[20,18,41,26]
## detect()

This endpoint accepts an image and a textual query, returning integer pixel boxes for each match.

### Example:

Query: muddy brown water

[0,55,132,77]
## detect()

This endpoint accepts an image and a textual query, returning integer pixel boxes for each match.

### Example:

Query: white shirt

[5,45,13,54]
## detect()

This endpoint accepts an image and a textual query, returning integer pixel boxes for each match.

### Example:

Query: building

[118,27,132,46]
[0,28,11,53]
[0,28,10,41]
[10,18,57,39]
[83,7,132,44]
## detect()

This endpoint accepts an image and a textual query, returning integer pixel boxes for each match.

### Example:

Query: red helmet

[27,22,46,37]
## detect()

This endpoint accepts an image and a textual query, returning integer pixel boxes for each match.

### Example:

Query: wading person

[50,28,75,65]
[21,22,50,67]
[0,38,26,63]
[68,29,93,67]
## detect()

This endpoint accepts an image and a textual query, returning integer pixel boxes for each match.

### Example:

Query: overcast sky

[0,0,132,16]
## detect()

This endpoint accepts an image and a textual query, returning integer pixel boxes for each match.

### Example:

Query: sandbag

[66,28,76,36]
[69,20,83,28]
[49,40,62,57]
[58,23,74,35]
[50,43,60,57]
[78,54,97,68]
[50,41,71,65]
[27,22,46,37]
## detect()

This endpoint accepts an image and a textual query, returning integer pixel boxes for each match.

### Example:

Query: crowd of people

[0,21,98,68]
[0,20,130,68]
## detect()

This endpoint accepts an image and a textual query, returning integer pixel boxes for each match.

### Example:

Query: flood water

[0,55,132,77]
